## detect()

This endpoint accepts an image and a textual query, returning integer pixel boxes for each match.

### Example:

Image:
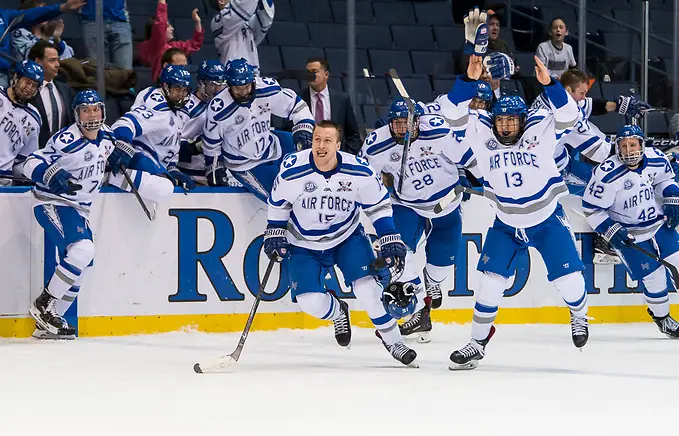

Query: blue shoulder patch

[281,164,314,181]
[339,162,373,177]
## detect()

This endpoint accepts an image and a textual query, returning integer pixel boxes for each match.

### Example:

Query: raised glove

[292,121,314,151]
[483,52,514,80]
[663,196,679,228]
[205,156,229,186]
[108,141,135,174]
[264,226,290,262]
[602,222,635,250]
[378,233,407,270]
[463,7,489,55]
[617,95,651,118]
[44,164,81,196]
[168,166,196,191]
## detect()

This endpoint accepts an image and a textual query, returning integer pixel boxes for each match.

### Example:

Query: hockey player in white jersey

[265,120,417,366]
[202,58,314,200]
[438,52,589,370]
[110,65,194,212]
[360,98,482,343]
[209,0,274,69]
[22,90,115,338]
[0,60,42,184]
[583,125,679,338]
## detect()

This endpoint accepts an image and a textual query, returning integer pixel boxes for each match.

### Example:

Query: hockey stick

[0,14,24,48]
[362,68,381,119]
[193,258,276,373]
[433,185,483,214]
[120,167,154,221]
[0,174,35,185]
[627,241,679,287]
[388,68,415,194]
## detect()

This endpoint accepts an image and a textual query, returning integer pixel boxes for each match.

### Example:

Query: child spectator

[536,17,576,79]
[138,0,204,81]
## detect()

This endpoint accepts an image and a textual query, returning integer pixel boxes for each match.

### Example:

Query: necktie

[315,94,324,123]
[48,83,59,132]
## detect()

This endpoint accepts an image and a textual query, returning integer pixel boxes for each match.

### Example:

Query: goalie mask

[382,282,417,320]
[615,124,645,167]
[388,98,423,145]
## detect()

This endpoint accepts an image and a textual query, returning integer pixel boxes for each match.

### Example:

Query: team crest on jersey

[624,179,634,190]
[84,151,93,162]
[338,181,353,192]
[235,114,245,125]
[169,117,175,127]
[258,103,271,115]
[522,135,539,150]
[58,131,75,144]
[150,93,164,103]
[600,161,615,172]
[390,152,400,162]
[304,181,317,193]
[420,146,433,156]
[282,154,297,168]
[366,131,378,145]
[262,77,276,86]
[428,116,445,127]
[355,155,369,166]
[210,98,224,112]
[485,138,500,150]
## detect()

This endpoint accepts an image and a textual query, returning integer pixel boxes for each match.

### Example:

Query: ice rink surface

[2,323,678,436]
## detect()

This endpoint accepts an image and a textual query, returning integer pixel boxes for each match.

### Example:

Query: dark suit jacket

[31,77,75,149]
[302,87,362,155]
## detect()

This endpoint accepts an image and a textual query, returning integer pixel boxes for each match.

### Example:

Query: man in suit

[303,58,361,155]
[28,40,74,149]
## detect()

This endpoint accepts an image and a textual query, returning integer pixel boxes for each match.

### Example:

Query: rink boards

[0,187,676,338]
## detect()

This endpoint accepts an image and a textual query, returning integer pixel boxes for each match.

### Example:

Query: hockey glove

[379,233,407,271]
[617,95,651,118]
[44,165,82,196]
[264,226,290,262]
[663,196,679,228]
[483,52,514,80]
[458,168,473,202]
[601,222,635,250]
[168,166,196,191]
[668,152,679,176]
[292,121,314,150]
[108,141,135,175]
[463,7,489,55]
[205,156,229,186]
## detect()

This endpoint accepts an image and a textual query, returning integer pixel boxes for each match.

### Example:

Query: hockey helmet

[388,97,423,145]
[159,65,192,109]
[615,124,645,167]
[10,60,44,105]
[198,60,228,100]
[470,81,492,111]
[72,89,105,131]
[490,95,528,145]
[382,282,418,320]
[226,58,256,105]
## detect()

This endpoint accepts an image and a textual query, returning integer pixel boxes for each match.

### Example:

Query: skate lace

[662,316,679,332]
[426,283,443,299]
[401,310,421,329]
[45,297,60,317]
[389,342,411,359]
[571,316,588,336]
[334,312,349,335]
[457,342,482,358]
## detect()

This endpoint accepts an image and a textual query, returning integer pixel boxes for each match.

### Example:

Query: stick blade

[193,355,237,374]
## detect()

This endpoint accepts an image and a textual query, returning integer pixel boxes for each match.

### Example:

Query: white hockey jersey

[268,150,393,251]
[23,123,115,219]
[360,114,480,218]
[111,87,189,170]
[436,77,579,228]
[182,93,210,141]
[532,93,612,171]
[211,0,274,69]
[202,77,313,172]
[582,147,678,242]
[0,87,41,179]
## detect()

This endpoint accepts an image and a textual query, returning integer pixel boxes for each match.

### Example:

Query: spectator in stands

[209,0,275,72]
[0,0,84,88]
[458,11,518,77]
[12,1,74,62]
[28,40,74,149]
[303,58,361,155]
[80,0,133,70]
[138,0,204,81]
[536,18,576,79]
[160,47,188,70]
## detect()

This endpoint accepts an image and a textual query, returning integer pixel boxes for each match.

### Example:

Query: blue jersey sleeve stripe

[366,139,397,156]
[573,136,599,152]
[214,101,239,122]
[459,147,474,166]
[121,114,143,137]
[600,165,628,183]
[229,1,252,21]
[339,163,373,177]
[492,176,564,205]
[61,139,85,153]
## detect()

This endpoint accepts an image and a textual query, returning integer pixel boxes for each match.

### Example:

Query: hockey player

[0,60,42,184]
[22,90,115,338]
[202,58,314,201]
[583,125,679,337]
[209,0,274,70]
[110,64,194,213]
[360,98,482,343]
[264,120,417,366]
[438,51,590,370]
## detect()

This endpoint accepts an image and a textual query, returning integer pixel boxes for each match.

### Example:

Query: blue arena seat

[540,7,578,29]
[308,23,347,49]
[165,0,204,18]
[411,51,455,75]
[373,2,415,25]
[413,1,453,25]
[600,82,639,100]
[325,48,370,75]
[258,45,283,73]
[274,0,294,21]
[362,104,390,130]
[513,52,537,77]
[387,76,434,102]
[280,46,325,70]
[433,25,465,51]
[291,0,334,23]
[331,1,375,24]
[645,112,669,135]
[189,43,218,66]
[105,97,121,125]
[357,25,393,49]
[500,80,527,100]
[172,18,197,41]
[134,68,154,93]
[267,22,310,46]
[278,79,301,95]
[391,25,435,51]
[126,1,157,17]
[129,15,150,42]
[590,112,624,134]
[432,77,456,97]
[348,75,391,106]
[369,49,414,75]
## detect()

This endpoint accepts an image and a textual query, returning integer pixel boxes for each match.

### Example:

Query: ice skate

[399,304,432,343]
[333,299,351,347]
[593,234,621,265]
[384,341,418,367]
[570,313,589,348]
[648,308,679,338]
[424,274,443,309]
[449,325,495,370]
[32,323,76,340]
[29,290,70,335]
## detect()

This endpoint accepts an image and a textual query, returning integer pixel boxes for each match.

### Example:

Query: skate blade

[32,329,75,340]
[404,361,419,368]
[448,361,479,371]
[404,331,431,344]
[29,307,60,335]
[593,254,622,265]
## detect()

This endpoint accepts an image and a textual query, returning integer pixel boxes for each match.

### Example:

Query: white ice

[1,323,678,436]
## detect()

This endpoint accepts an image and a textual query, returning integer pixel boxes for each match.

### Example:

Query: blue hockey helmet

[490,95,528,145]
[159,64,192,109]
[382,282,418,320]
[470,81,492,110]
[198,60,228,100]
[226,58,256,105]
[615,124,645,167]
[72,89,105,131]
[388,97,424,144]
[10,60,44,105]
